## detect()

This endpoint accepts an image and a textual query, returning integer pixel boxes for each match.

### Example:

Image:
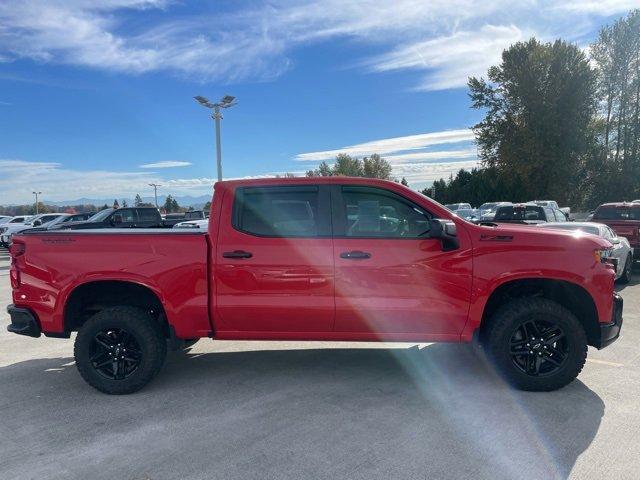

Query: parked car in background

[539,222,634,283]
[0,215,12,225]
[478,202,511,220]
[531,200,570,217]
[2,215,33,225]
[492,203,564,224]
[162,210,207,227]
[590,202,640,259]
[0,213,66,246]
[454,208,480,222]
[173,219,209,229]
[444,203,472,211]
[8,177,623,395]
[29,212,96,231]
[53,207,164,230]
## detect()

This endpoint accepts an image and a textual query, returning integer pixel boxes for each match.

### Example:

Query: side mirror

[427,218,459,251]
[33,220,42,226]
[611,237,621,245]
[111,214,123,225]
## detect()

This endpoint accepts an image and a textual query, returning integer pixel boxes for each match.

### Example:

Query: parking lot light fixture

[148,183,161,208]
[194,94,237,182]
[32,191,42,214]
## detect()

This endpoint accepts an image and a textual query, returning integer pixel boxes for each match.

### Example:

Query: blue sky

[0,0,636,204]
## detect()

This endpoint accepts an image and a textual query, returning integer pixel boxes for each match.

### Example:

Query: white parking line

[586,358,624,367]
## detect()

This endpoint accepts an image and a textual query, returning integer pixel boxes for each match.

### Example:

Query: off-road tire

[74,306,167,394]
[484,298,587,391]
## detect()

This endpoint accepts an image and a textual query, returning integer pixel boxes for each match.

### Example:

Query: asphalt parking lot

[1,249,639,480]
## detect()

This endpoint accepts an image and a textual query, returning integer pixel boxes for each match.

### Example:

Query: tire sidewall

[488,299,587,391]
[74,307,165,394]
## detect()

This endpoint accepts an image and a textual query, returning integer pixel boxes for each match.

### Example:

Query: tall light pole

[33,191,42,214]
[194,95,237,182]
[148,183,161,208]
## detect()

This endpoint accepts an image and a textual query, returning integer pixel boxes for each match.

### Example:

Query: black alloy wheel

[90,328,142,380]
[509,319,568,377]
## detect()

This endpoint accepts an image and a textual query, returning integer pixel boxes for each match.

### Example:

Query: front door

[215,184,335,334]
[331,185,472,340]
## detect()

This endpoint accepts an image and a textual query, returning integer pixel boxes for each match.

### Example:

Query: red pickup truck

[591,202,640,258]
[7,178,623,394]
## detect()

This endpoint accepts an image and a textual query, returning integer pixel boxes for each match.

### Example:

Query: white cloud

[139,161,192,169]
[0,159,213,204]
[296,129,475,161]
[555,0,640,15]
[393,160,481,188]
[0,1,626,89]
[366,25,527,90]
[295,129,480,188]
[386,148,477,164]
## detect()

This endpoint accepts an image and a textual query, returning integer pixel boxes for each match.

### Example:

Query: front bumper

[597,293,623,349]
[6,304,41,338]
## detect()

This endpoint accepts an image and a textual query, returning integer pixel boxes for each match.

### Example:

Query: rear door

[331,185,472,338]
[214,184,335,334]
[137,208,160,227]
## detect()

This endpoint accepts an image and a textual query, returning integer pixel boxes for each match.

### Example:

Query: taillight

[10,268,20,289]
[9,242,25,257]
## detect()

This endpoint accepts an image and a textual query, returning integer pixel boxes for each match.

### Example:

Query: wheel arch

[63,279,169,337]
[478,278,600,347]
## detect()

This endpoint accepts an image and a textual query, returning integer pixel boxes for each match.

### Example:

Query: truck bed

[11,229,211,338]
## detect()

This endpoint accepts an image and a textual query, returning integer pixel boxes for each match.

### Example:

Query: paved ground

[1,247,639,480]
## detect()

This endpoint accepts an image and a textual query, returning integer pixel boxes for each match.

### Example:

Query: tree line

[423,9,640,208]
[0,194,199,216]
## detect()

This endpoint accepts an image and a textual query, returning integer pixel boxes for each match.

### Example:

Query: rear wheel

[484,298,587,391]
[619,254,632,284]
[74,306,167,394]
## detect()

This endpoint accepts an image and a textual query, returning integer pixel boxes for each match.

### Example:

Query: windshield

[88,208,114,222]
[495,206,544,221]
[543,224,600,235]
[480,203,498,210]
[456,209,476,218]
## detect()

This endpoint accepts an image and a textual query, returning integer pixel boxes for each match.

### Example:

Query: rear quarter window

[594,207,640,220]
[233,186,326,237]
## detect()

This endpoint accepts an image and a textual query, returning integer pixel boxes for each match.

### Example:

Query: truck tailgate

[605,222,639,246]
[11,229,211,338]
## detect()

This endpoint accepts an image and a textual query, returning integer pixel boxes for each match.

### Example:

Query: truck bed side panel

[11,232,210,338]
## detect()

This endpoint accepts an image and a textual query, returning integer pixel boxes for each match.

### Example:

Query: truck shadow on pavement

[0,343,604,480]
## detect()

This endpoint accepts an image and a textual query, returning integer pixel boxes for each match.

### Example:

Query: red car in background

[590,202,640,259]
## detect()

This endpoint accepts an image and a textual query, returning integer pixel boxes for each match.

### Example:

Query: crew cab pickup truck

[53,206,164,230]
[590,202,640,259]
[493,203,566,224]
[6,178,623,394]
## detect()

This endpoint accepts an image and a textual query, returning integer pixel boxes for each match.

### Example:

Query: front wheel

[484,298,587,391]
[74,306,167,394]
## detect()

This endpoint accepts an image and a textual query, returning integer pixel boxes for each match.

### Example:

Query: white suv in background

[0,214,63,246]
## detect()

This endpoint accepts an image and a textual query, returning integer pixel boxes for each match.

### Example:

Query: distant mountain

[36,194,212,209]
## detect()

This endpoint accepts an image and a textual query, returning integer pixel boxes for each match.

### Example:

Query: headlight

[594,247,617,271]
[593,247,613,262]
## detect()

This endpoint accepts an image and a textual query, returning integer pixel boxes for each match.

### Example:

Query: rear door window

[138,209,159,223]
[119,209,136,223]
[233,186,329,237]
[594,206,640,220]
